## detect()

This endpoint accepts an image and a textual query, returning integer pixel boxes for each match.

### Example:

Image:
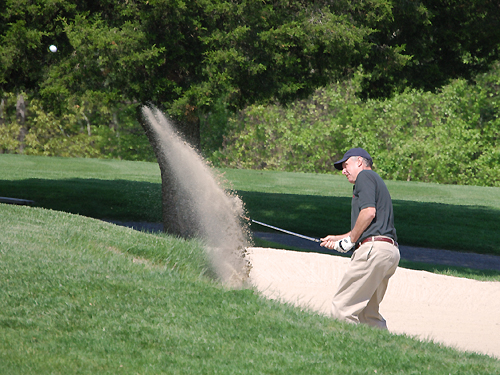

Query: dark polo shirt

[351,169,397,245]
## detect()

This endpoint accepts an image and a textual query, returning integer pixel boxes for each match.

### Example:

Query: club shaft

[251,219,321,243]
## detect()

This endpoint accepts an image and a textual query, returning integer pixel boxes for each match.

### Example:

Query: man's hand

[334,236,354,253]
[320,235,340,250]
[321,235,355,253]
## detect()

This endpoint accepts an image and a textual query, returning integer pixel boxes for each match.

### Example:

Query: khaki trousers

[331,239,400,329]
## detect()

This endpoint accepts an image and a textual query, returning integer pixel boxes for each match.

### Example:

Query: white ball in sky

[49,45,57,53]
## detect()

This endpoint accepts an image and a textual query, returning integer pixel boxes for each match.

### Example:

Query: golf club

[251,219,321,243]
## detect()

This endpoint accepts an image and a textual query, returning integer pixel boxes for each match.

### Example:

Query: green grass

[2,155,500,255]
[1,204,499,374]
[220,168,500,255]
[0,154,163,222]
[1,155,500,372]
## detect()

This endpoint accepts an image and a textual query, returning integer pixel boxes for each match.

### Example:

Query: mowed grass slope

[1,204,500,374]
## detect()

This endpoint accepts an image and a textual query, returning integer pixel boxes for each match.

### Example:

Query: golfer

[320,148,400,329]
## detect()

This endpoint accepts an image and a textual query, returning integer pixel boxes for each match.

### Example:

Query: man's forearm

[350,207,376,243]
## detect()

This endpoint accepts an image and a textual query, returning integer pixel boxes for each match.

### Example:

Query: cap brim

[333,157,348,170]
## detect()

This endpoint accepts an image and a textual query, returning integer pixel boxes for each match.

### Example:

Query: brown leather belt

[357,236,398,249]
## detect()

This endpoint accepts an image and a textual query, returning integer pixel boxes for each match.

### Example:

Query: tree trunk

[16,94,27,153]
[0,98,4,154]
[0,98,4,127]
[137,105,201,237]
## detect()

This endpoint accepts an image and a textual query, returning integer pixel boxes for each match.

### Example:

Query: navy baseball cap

[334,148,373,170]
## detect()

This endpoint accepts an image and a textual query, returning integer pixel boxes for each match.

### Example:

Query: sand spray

[142,106,251,287]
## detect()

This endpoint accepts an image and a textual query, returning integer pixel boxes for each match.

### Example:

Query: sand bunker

[246,247,500,359]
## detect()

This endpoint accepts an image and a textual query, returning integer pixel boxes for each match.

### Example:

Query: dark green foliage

[0,0,377,117]
[359,0,500,98]
[2,0,500,126]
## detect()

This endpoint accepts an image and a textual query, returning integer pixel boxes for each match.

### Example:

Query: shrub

[214,65,500,186]
[0,92,155,161]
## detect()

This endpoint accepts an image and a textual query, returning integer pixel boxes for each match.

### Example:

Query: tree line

[2,0,499,146]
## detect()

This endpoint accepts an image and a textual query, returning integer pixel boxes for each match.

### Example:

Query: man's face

[342,156,362,184]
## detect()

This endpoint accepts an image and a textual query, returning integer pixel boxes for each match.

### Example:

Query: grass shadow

[239,191,500,256]
[0,178,162,223]
[2,180,499,256]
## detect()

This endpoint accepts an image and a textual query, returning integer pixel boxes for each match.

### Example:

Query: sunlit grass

[1,204,499,373]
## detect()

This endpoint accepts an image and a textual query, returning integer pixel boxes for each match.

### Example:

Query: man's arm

[349,207,376,243]
[320,207,376,251]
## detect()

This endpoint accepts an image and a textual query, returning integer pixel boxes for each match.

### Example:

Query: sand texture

[246,247,500,359]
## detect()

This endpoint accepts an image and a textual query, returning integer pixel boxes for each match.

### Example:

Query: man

[320,147,400,329]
